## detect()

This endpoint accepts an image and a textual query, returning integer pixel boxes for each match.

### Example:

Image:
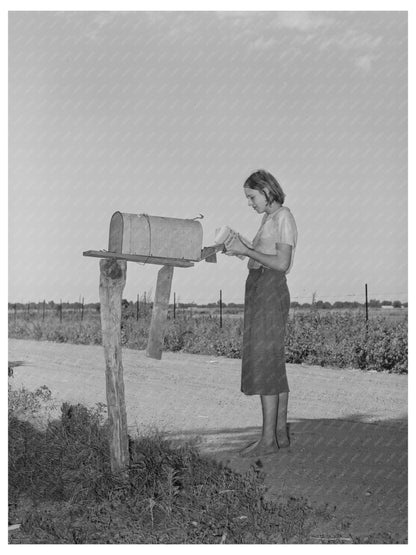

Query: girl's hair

[243,169,286,205]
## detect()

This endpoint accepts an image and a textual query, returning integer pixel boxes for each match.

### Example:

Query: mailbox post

[84,212,223,474]
[99,258,129,475]
[146,265,174,359]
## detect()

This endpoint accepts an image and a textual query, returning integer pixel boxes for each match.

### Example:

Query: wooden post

[219,289,223,328]
[99,258,129,475]
[136,293,139,321]
[365,283,369,322]
[146,265,174,360]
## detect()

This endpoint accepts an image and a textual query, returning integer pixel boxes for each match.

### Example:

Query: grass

[8,382,406,544]
[9,385,331,544]
[9,308,408,373]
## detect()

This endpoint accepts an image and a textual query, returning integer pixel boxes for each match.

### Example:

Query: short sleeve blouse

[247,206,298,273]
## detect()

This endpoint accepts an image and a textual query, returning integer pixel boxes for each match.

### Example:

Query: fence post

[365,283,368,322]
[219,289,223,328]
[99,258,129,476]
[60,299,63,323]
[136,294,139,321]
[173,292,176,320]
[42,299,45,321]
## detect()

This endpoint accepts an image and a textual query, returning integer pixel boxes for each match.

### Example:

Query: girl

[225,170,298,457]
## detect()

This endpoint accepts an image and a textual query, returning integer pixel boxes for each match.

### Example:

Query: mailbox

[84,210,225,369]
[108,212,203,262]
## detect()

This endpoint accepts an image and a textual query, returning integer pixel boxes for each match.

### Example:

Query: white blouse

[248,206,298,273]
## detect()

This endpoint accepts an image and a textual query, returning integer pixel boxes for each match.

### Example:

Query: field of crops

[8,307,407,374]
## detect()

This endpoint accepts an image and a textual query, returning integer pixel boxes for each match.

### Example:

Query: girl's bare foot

[276,427,290,448]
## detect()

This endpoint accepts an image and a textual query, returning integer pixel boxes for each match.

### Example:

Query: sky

[8,9,408,305]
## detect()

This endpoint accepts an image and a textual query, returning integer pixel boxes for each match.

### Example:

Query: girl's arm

[225,235,292,272]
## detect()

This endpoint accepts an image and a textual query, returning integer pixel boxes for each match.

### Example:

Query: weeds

[9,388,323,544]
[8,384,55,425]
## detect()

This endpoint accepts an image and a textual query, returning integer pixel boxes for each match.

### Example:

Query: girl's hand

[224,233,251,256]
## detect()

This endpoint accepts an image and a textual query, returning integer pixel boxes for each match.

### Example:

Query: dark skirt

[241,267,290,395]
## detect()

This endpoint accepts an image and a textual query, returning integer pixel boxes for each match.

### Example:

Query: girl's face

[244,187,268,213]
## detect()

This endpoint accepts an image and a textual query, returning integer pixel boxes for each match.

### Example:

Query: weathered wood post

[365,283,369,322]
[219,289,223,328]
[99,258,129,475]
[146,265,174,360]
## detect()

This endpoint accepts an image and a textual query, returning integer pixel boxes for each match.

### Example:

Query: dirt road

[9,338,408,542]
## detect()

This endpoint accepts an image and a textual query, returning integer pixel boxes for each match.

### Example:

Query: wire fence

[8,286,408,328]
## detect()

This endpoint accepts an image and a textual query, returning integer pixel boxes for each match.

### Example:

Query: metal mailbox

[84,210,224,375]
[108,212,203,262]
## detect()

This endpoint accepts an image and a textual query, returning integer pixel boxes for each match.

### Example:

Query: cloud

[318,28,382,72]
[250,36,278,51]
[271,11,334,32]
[214,11,333,52]
[216,11,334,52]
[215,11,333,38]
[83,12,117,42]
[215,11,254,20]
[320,28,382,52]
[355,53,378,72]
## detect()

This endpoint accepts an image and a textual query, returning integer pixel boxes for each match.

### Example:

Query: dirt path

[9,338,407,542]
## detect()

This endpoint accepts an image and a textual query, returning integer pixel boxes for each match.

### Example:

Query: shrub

[8,384,54,423]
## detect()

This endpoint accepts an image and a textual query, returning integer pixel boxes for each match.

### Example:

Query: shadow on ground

[164,414,408,542]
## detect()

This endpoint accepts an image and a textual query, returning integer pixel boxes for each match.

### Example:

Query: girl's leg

[276,392,290,448]
[260,394,279,445]
[240,395,279,456]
